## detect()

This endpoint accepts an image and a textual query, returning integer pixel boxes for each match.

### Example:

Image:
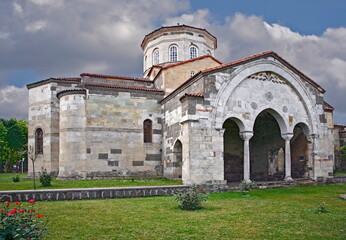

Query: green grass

[334,171,346,176]
[0,173,182,191]
[22,184,344,240]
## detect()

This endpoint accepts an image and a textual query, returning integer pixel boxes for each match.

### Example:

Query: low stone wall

[334,176,346,183]
[0,185,189,202]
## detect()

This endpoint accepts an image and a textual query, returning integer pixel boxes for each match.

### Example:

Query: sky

[0,0,345,124]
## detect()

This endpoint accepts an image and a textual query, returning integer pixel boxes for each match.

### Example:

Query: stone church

[27,25,336,185]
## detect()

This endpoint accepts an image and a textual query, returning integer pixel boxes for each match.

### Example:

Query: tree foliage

[0,118,28,172]
[342,146,346,158]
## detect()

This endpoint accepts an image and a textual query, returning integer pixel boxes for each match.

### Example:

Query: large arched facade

[214,59,323,183]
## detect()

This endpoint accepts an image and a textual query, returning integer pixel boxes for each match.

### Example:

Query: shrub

[239,180,256,194]
[39,169,52,187]
[0,200,48,239]
[12,175,20,183]
[315,202,329,214]
[175,186,208,210]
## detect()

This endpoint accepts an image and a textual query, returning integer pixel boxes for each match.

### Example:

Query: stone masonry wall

[79,87,164,179]
[27,80,80,177]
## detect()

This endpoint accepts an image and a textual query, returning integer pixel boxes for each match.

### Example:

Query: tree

[28,145,38,190]
[0,118,28,172]
[342,146,346,158]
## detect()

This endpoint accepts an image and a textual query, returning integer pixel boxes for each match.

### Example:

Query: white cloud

[13,2,23,15]
[25,20,47,32]
[0,86,28,120]
[0,32,9,39]
[29,0,64,8]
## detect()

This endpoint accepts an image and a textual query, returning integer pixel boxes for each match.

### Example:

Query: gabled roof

[161,51,326,103]
[81,73,152,82]
[152,55,222,82]
[27,77,81,89]
[202,51,325,93]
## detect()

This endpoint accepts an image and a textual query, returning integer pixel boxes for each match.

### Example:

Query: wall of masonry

[57,86,164,179]
[27,80,81,177]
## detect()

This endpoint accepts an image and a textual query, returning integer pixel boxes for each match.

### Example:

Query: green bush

[0,200,48,239]
[39,169,52,187]
[12,175,20,183]
[239,180,256,194]
[175,186,208,210]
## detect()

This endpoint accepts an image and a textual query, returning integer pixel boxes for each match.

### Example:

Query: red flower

[27,238,31,240]
[199,190,203,193]
[37,214,43,218]
[27,211,31,213]
[13,207,17,210]
[0,209,4,212]
[9,210,16,214]
[28,200,35,203]
[6,202,10,206]
[19,209,25,213]
[15,201,20,205]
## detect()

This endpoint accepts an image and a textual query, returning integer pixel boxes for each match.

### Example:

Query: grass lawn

[334,172,346,176]
[25,184,346,239]
[0,173,182,191]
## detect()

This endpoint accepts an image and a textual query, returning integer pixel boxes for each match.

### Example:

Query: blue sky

[0,0,345,124]
[190,0,346,35]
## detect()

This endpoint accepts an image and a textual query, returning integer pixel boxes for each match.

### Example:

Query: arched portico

[212,60,320,135]
[291,122,311,178]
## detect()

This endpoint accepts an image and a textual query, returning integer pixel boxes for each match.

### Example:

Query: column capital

[281,133,293,141]
[240,131,253,141]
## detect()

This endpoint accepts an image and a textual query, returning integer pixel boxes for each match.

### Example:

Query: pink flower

[9,210,16,214]
[19,209,25,213]
[28,200,35,203]
[199,190,203,193]
[37,214,43,218]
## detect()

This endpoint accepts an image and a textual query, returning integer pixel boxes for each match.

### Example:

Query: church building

[27,25,335,185]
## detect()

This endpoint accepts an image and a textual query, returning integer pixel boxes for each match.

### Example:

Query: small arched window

[169,45,178,62]
[189,46,198,59]
[35,128,43,154]
[207,50,212,55]
[153,49,159,65]
[143,119,152,143]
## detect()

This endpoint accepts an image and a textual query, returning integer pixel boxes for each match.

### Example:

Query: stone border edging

[0,185,189,202]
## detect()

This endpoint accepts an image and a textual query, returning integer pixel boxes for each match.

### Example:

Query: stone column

[240,131,253,182]
[281,133,294,182]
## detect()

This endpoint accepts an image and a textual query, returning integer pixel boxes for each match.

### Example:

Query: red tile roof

[161,51,326,103]
[179,93,204,101]
[81,73,152,82]
[85,83,164,93]
[202,51,325,93]
[51,77,81,81]
[162,55,222,70]
[152,55,222,83]
[323,101,334,111]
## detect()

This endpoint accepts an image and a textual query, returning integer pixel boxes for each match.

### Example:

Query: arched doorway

[291,123,309,178]
[223,119,244,182]
[173,140,182,179]
[250,111,285,181]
